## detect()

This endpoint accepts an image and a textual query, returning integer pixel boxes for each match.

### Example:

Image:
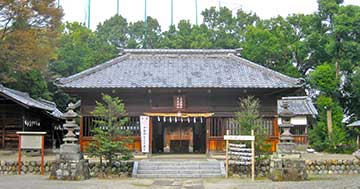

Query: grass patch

[131,182,152,187]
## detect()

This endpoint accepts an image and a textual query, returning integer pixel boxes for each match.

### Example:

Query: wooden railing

[82,116,140,137]
[209,117,277,152]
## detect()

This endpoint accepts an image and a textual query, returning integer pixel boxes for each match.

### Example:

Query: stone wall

[229,159,270,177]
[0,160,133,177]
[229,159,360,177]
[306,159,360,175]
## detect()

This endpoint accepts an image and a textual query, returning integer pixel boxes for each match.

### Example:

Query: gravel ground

[0,174,360,189]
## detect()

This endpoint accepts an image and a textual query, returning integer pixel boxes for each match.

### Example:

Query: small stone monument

[268,100,307,181]
[50,103,90,180]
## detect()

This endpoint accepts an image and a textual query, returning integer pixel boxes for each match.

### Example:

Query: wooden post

[18,134,21,175]
[225,130,229,178]
[80,115,84,152]
[327,109,333,140]
[251,129,255,181]
[41,135,45,175]
[206,118,210,155]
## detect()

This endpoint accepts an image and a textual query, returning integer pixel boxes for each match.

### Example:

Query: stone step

[137,169,221,174]
[138,165,220,169]
[133,159,226,178]
[136,173,223,178]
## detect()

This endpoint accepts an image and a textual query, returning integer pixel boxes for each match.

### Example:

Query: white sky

[60,0,360,31]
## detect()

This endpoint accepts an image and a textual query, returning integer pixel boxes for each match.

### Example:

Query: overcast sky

[60,0,360,31]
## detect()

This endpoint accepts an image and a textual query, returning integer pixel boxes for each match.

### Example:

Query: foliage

[50,22,117,77]
[308,95,355,153]
[96,15,129,48]
[235,96,271,155]
[86,94,133,169]
[0,0,62,99]
[308,64,339,97]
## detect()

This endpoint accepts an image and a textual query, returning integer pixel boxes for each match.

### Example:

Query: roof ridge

[56,54,130,86]
[124,49,237,55]
[228,54,302,86]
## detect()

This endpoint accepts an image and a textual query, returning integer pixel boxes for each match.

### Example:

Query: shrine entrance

[152,119,206,154]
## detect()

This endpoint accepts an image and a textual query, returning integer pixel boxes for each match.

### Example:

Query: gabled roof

[278,96,318,117]
[0,84,63,119]
[55,49,303,89]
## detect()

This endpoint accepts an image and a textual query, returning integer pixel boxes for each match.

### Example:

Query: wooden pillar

[206,118,210,155]
[79,115,84,152]
[273,117,279,152]
[1,124,4,149]
[327,109,333,140]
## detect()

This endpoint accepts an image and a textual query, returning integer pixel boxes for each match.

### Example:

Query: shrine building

[55,49,308,154]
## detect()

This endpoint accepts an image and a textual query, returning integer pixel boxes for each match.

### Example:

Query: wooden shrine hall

[56,49,310,153]
[0,84,64,149]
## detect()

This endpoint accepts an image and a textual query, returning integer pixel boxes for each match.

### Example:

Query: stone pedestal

[268,158,307,181]
[268,100,307,181]
[50,103,90,180]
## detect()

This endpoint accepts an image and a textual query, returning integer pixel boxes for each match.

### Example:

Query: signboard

[224,130,255,181]
[224,135,255,141]
[16,132,46,175]
[140,116,150,153]
[20,135,43,149]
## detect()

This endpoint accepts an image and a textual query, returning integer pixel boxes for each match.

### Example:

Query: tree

[96,15,129,49]
[50,22,117,77]
[0,0,62,98]
[235,96,271,155]
[86,94,133,175]
[128,16,162,48]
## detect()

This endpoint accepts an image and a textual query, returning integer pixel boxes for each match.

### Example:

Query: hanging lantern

[187,117,190,123]
[175,117,177,122]
[163,117,166,122]
[157,116,160,122]
[170,117,172,123]
[200,117,203,123]
[193,117,196,123]
[181,117,183,122]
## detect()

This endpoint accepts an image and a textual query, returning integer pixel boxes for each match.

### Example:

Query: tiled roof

[0,84,63,119]
[278,96,318,117]
[55,49,303,89]
[348,120,360,127]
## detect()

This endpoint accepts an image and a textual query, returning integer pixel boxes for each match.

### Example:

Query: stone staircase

[133,159,226,178]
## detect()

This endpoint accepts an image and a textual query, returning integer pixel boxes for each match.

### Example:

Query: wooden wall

[73,88,300,153]
[0,97,61,149]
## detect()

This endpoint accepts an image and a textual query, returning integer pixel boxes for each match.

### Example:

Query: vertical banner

[140,116,150,153]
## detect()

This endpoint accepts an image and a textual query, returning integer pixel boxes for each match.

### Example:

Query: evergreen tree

[86,94,133,175]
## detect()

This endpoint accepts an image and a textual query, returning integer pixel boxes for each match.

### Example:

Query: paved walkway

[1,174,360,189]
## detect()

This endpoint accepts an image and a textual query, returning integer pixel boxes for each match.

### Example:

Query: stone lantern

[50,103,90,180]
[269,100,307,181]
[277,101,296,154]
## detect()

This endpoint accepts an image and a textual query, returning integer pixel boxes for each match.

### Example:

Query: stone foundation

[49,159,90,180]
[0,160,133,177]
[268,158,307,181]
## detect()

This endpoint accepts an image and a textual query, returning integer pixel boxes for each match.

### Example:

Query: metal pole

[171,0,174,25]
[87,0,91,29]
[195,0,198,25]
[57,0,60,8]
[117,0,119,15]
[144,0,147,48]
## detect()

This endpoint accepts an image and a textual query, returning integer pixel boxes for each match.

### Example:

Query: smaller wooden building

[278,96,318,144]
[0,84,64,149]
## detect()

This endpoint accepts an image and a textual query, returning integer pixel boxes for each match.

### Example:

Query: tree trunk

[327,109,333,140]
